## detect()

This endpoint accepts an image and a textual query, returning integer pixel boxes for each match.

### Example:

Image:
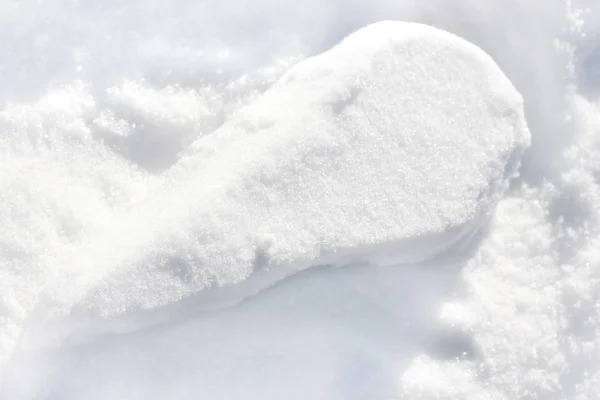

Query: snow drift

[5,0,599,398]
[17,21,528,346]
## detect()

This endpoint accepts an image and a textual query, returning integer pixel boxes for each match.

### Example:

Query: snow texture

[20,22,528,344]
[1,0,600,399]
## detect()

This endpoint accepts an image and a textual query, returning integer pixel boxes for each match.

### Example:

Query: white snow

[1,1,600,399]
[18,22,529,347]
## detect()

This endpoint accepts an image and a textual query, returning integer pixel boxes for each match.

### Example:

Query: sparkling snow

[1,1,600,399]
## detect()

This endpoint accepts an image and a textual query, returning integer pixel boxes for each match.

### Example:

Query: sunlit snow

[1,1,600,399]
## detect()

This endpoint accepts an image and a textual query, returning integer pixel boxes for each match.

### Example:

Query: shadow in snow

[2,243,485,400]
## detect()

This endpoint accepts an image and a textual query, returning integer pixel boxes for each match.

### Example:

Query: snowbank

[29,21,529,342]
[3,0,600,399]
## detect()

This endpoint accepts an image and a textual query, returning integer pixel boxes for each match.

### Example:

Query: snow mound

[36,21,529,339]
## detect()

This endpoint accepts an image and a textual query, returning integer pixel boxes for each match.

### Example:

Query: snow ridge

[16,22,530,351]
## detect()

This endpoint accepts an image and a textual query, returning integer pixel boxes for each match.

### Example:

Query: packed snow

[40,21,530,329]
[1,0,600,399]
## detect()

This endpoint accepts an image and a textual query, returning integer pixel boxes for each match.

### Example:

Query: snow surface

[1,0,600,399]
[29,21,528,331]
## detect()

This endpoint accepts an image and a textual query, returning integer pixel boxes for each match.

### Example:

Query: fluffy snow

[33,21,528,329]
[1,0,600,399]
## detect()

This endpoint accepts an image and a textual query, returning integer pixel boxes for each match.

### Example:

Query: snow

[33,21,528,331]
[1,0,600,399]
